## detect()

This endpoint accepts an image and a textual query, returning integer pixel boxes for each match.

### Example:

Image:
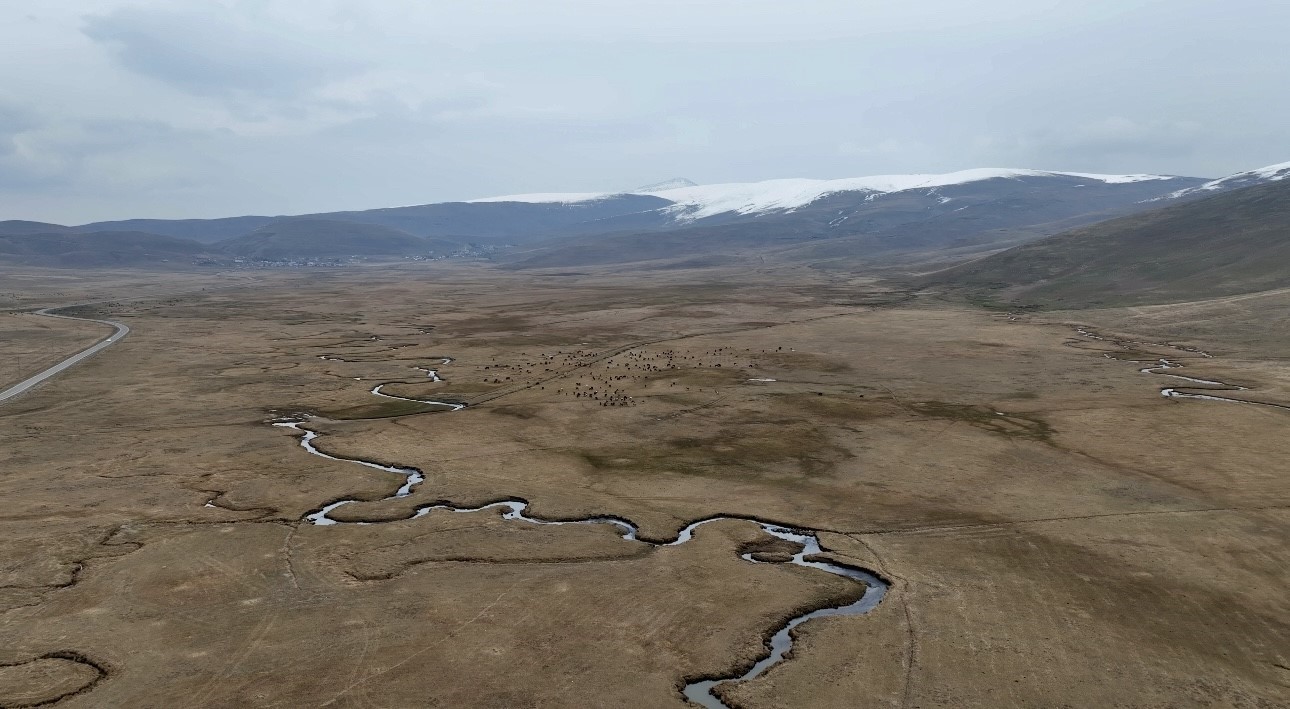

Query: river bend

[1076,327,1290,411]
[274,360,888,707]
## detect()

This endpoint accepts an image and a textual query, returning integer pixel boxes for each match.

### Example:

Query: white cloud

[82,4,358,98]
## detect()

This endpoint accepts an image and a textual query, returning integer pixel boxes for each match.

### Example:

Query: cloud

[81,4,358,99]
[0,99,40,158]
[0,103,207,194]
[1050,117,1205,160]
[968,118,1210,173]
[838,138,937,165]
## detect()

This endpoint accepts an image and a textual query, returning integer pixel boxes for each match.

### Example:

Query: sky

[2,0,1287,223]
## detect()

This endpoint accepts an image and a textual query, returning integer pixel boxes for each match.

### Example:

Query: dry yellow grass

[1,264,1286,707]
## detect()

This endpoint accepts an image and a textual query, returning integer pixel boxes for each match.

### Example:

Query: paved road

[0,307,130,404]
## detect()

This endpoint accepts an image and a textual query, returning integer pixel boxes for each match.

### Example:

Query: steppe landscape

[4,4,1289,706]
[2,261,1286,707]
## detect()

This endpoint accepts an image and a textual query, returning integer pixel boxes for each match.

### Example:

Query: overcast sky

[2,1,1287,223]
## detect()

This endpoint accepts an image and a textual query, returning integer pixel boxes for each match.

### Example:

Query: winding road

[0,306,129,404]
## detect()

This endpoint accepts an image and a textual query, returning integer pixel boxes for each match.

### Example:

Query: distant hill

[0,231,213,268]
[75,216,275,243]
[923,179,1290,308]
[0,220,76,236]
[215,219,454,260]
[316,194,674,242]
[74,196,675,245]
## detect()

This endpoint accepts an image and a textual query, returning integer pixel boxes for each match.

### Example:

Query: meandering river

[1076,327,1290,411]
[275,362,888,707]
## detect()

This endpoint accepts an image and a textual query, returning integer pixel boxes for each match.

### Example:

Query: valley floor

[0,263,1286,708]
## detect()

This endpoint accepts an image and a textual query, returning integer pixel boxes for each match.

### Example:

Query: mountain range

[1,162,1286,290]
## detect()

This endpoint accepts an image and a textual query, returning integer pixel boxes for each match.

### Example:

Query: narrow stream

[684,525,887,708]
[271,359,889,707]
[1076,327,1290,411]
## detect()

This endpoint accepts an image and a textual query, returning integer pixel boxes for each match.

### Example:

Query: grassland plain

[0,263,1286,708]
[0,312,112,385]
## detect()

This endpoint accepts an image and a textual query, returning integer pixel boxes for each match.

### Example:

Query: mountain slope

[0,231,213,267]
[73,216,276,243]
[1166,160,1290,200]
[315,194,672,242]
[76,196,674,245]
[923,179,1290,308]
[215,219,453,260]
[0,220,76,236]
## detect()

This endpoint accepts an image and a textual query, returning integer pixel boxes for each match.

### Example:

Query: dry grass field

[1,263,1286,708]
[0,313,112,385]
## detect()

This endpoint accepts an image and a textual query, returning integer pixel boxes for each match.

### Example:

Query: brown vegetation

[1,261,1286,707]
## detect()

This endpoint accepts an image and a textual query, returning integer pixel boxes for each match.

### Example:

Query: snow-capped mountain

[494,169,1210,269]
[472,168,1188,222]
[1165,160,1290,200]
[652,170,1183,222]
[60,166,1210,267]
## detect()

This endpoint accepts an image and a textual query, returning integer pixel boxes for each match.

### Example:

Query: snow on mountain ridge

[648,169,1180,221]
[469,168,1182,219]
[634,178,699,192]
[1165,160,1290,199]
[468,191,609,205]
[1249,160,1290,179]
